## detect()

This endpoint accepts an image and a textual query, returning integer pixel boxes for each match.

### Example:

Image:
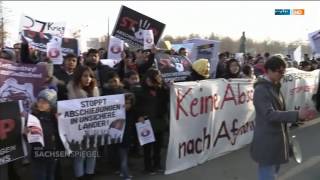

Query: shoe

[145,170,156,175]
[155,168,164,173]
[120,173,133,178]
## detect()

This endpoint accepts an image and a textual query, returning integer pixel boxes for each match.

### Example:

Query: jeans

[258,164,280,180]
[73,156,96,177]
[32,159,57,180]
[119,146,130,178]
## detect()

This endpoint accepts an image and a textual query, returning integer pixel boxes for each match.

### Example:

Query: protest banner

[0,101,25,165]
[165,69,320,174]
[281,68,319,116]
[27,114,44,146]
[58,94,126,154]
[308,29,320,54]
[136,120,155,146]
[21,30,80,56]
[171,43,195,60]
[107,36,124,61]
[0,59,47,111]
[143,30,154,50]
[293,46,302,64]
[20,14,66,37]
[100,59,121,68]
[155,53,192,82]
[165,79,255,174]
[112,5,165,48]
[183,39,220,78]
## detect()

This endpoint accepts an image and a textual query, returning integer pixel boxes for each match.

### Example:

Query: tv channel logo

[275,9,304,15]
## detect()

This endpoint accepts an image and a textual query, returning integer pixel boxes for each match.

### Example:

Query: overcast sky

[4,1,320,44]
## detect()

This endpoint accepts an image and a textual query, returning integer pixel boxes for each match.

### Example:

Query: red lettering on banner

[290,85,316,95]
[0,119,16,140]
[220,84,237,109]
[190,99,199,117]
[176,88,192,120]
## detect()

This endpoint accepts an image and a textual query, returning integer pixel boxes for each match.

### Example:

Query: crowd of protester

[1,41,320,180]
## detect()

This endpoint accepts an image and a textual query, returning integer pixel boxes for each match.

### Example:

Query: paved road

[11,119,320,180]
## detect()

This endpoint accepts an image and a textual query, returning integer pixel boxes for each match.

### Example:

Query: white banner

[107,36,124,61]
[165,79,255,174]
[143,30,154,50]
[281,68,319,116]
[57,94,126,154]
[46,37,63,65]
[136,120,155,146]
[20,14,66,37]
[165,68,320,174]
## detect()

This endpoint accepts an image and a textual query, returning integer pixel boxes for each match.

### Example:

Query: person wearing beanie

[186,58,210,81]
[28,88,63,180]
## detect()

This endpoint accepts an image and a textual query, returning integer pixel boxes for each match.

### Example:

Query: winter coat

[250,77,299,165]
[54,66,74,100]
[30,111,63,159]
[134,84,169,133]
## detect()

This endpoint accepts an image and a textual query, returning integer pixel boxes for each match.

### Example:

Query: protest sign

[183,39,220,78]
[0,101,25,165]
[281,68,319,116]
[308,29,320,54]
[0,59,47,111]
[58,94,126,154]
[47,37,63,65]
[100,59,121,68]
[21,30,80,56]
[136,120,155,146]
[112,5,165,48]
[20,14,66,37]
[143,30,154,50]
[293,46,302,64]
[171,43,195,60]
[155,53,192,82]
[107,36,124,61]
[27,114,44,146]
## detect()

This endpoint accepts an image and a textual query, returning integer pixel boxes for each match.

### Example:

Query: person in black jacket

[223,58,241,79]
[28,89,63,180]
[54,53,78,100]
[135,68,169,174]
[84,49,113,93]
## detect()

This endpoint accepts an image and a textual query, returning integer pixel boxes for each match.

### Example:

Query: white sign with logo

[46,37,63,65]
[108,36,124,61]
[143,30,154,50]
[136,120,156,146]
[20,14,66,37]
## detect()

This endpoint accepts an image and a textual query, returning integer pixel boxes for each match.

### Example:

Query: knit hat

[37,89,57,107]
[192,58,210,78]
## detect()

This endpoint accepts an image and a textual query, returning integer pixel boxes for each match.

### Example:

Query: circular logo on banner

[146,38,153,44]
[140,129,150,137]
[48,48,60,58]
[111,45,121,54]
